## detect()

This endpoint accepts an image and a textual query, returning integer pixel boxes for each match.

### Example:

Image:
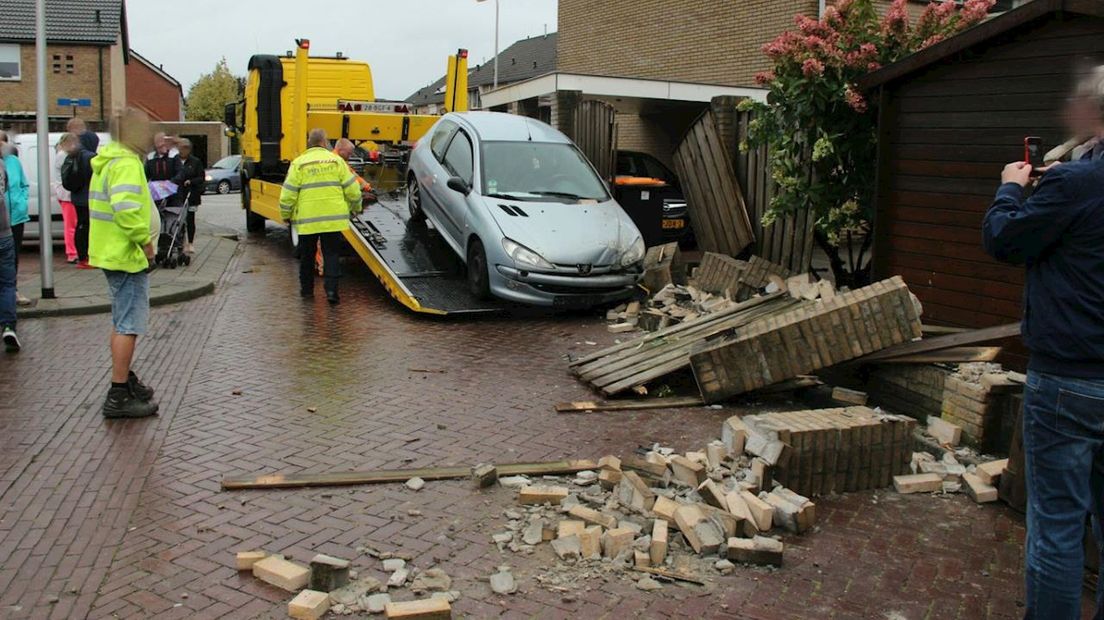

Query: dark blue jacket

[983,160,1104,378]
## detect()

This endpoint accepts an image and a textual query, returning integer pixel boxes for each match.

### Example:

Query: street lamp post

[35,0,54,298]
[477,0,499,89]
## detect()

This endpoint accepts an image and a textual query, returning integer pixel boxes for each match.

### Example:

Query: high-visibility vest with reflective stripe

[89,142,155,273]
[279,147,362,235]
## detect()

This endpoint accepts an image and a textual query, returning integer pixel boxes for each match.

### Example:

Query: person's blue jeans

[0,234,16,329]
[1023,370,1104,620]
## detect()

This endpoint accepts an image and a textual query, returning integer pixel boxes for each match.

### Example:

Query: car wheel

[407,175,426,224]
[217,180,231,194]
[467,238,491,300]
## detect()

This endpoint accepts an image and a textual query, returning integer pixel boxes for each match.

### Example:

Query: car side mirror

[446,176,471,196]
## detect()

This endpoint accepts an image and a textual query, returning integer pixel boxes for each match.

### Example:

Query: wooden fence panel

[716,101,817,274]
[672,110,755,257]
[573,100,618,181]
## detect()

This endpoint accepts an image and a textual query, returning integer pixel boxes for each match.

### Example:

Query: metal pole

[35,0,54,298]
[493,0,499,89]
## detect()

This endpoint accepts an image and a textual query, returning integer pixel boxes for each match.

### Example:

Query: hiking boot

[102,387,158,419]
[128,371,155,402]
[2,326,20,353]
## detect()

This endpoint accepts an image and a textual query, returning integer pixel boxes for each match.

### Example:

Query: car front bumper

[492,265,640,307]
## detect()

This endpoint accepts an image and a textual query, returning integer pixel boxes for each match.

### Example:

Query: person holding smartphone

[983,66,1104,620]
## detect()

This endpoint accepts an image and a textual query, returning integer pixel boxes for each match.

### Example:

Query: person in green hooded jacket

[89,108,160,419]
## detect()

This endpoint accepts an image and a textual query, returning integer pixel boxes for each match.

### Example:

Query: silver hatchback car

[407,112,645,307]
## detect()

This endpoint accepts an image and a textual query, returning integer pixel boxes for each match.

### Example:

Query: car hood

[482,196,641,266]
[205,168,235,178]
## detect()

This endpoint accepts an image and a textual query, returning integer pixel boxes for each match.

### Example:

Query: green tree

[184,58,241,122]
[741,0,994,288]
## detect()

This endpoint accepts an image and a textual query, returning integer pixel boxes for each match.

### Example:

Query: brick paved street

[0,197,1082,619]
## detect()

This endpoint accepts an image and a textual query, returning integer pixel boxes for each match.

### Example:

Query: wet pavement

[0,193,1078,619]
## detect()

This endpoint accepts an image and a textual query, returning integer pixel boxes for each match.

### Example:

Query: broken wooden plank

[555,396,705,413]
[858,323,1020,362]
[633,565,706,586]
[868,346,1001,364]
[221,459,599,491]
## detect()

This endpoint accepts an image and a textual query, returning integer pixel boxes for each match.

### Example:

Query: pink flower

[882,0,910,32]
[802,58,826,77]
[867,61,882,72]
[845,87,868,113]
[920,33,946,49]
[754,71,776,86]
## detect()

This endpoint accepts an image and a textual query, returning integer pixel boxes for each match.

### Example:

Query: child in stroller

[148,180,189,269]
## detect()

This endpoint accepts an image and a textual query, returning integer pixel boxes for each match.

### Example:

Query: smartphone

[1025,136,1044,174]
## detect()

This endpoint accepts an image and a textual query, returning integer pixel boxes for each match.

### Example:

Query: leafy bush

[741,0,994,287]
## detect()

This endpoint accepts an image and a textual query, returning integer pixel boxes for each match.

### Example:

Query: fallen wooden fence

[673,109,755,257]
[569,293,803,397]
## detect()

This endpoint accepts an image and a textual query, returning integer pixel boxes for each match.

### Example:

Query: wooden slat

[555,396,705,413]
[858,323,1021,362]
[872,346,1001,364]
[221,459,599,490]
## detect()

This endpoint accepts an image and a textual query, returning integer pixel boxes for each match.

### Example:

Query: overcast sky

[126,0,558,101]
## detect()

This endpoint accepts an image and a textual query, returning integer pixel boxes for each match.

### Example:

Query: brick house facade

[126,50,183,122]
[0,0,128,130]
[556,0,826,89]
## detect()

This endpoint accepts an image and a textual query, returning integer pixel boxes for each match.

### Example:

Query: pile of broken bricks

[605,252,837,335]
[893,412,1010,505]
[483,414,825,594]
[236,549,457,619]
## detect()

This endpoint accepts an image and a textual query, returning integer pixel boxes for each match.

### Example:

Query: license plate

[553,295,603,308]
[662,219,686,230]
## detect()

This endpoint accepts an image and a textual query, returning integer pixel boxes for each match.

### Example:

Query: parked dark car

[615,150,693,245]
[204,155,242,194]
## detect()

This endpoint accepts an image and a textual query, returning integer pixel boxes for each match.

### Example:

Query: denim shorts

[104,269,150,335]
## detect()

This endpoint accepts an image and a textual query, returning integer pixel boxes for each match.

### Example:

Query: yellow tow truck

[226,39,499,314]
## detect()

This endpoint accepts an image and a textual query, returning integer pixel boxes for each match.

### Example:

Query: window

[0,44,21,81]
[641,155,676,185]
[442,131,473,184]
[429,120,458,162]
[482,141,610,202]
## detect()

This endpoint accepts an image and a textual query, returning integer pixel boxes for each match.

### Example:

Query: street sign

[56,97,91,107]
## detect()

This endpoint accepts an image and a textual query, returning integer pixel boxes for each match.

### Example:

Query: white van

[11,131,110,241]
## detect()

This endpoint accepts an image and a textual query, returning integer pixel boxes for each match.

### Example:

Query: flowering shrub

[741,0,994,287]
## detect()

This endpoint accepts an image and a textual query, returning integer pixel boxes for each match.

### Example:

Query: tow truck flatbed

[344,193,507,316]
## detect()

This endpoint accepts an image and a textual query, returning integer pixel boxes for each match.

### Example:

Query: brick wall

[558,0,820,88]
[127,58,182,121]
[557,0,913,88]
[0,42,118,123]
[616,113,675,166]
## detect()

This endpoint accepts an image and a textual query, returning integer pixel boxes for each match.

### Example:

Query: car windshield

[481,141,609,202]
[211,156,240,170]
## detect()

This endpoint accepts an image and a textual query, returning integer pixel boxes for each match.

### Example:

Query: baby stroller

[149,180,190,269]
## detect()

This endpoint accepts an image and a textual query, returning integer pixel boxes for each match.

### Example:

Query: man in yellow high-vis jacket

[89,107,159,420]
[280,128,362,304]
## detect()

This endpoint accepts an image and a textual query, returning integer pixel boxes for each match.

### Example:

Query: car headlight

[205,175,213,181]
[620,236,645,267]
[502,238,554,270]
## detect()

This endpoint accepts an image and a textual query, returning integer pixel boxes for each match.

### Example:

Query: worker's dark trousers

[297,231,342,296]
[1021,370,1104,620]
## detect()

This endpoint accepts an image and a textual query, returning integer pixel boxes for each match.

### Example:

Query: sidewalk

[14,232,240,318]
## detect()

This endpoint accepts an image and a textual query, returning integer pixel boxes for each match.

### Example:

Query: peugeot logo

[577,264,593,275]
